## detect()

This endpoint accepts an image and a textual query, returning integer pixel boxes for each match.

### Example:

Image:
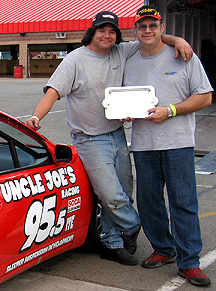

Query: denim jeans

[133,147,202,270]
[71,126,140,248]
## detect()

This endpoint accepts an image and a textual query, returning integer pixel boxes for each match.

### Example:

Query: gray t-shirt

[44,42,140,136]
[124,45,213,151]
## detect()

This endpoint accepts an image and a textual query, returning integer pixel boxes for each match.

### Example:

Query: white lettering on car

[65,215,75,231]
[61,185,80,199]
[6,234,74,273]
[20,194,67,252]
[0,166,78,203]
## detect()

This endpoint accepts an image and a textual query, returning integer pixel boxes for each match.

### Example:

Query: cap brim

[135,15,161,23]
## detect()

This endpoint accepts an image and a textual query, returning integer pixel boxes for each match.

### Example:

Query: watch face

[167,106,173,118]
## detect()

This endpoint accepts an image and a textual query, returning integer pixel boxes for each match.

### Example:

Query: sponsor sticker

[68,197,81,213]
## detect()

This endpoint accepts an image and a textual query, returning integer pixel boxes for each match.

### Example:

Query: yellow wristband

[169,104,177,117]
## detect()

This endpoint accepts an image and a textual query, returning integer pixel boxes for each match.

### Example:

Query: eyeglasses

[136,23,160,31]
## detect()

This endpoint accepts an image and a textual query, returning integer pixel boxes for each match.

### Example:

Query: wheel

[81,197,102,253]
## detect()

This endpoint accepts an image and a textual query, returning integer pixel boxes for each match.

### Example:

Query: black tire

[81,198,102,253]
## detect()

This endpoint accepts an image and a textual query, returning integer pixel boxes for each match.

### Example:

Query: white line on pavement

[197,185,213,188]
[156,249,216,291]
[16,110,66,119]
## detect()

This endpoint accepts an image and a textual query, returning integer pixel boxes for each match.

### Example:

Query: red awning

[0,0,144,34]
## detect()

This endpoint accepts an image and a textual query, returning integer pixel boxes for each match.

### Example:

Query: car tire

[81,197,102,253]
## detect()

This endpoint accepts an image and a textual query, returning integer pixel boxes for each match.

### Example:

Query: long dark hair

[81,24,123,46]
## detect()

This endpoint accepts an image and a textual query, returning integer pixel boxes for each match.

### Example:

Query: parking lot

[0,78,216,290]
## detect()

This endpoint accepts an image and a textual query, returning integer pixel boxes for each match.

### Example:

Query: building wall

[30,59,62,76]
[0,29,136,78]
[0,60,18,75]
[0,13,215,78]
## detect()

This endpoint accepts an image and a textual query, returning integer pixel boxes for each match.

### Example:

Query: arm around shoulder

[162,35,193,62]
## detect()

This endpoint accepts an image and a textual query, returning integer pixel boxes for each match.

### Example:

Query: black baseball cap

[92,11,120,33]
[135,5,162,23]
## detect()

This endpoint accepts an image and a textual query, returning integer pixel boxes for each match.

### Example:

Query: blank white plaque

[102,86,158,119]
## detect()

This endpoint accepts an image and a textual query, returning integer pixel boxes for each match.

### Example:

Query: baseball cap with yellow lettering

[135,5,162,23]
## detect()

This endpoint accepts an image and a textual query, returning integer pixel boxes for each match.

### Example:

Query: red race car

[0,110,100,284]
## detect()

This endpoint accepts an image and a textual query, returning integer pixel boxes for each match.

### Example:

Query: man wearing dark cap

[26,10,192,266]
[124,5,212,286]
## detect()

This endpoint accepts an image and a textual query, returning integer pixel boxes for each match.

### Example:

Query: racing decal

[61,185,80,199]
[20,194,68,252]
[6,234,74,273]
[0,165,86,259]
[0,166,78,203]
[65,214,75,231]
[67,197,81,213]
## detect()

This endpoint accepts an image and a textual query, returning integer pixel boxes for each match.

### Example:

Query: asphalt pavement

[0,78,216,291]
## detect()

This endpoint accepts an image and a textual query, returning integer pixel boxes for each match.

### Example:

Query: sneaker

[122,227,141,255]
[141,252,176,268]
[100,245,138,265]
[178,268,211,286]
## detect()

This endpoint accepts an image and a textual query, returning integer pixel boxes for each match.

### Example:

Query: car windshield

[0,121,42,147]
[0,120,50,172]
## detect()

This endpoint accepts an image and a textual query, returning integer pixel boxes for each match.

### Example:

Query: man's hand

[174,37,193,62]
[162,35,193,62]
[143,107,168,123]
[26,116,41,130]
[120,117,134,122]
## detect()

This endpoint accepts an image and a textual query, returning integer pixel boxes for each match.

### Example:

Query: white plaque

[102,86,158,119]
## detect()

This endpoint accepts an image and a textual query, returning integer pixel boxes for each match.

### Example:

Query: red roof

[0,0,144,34]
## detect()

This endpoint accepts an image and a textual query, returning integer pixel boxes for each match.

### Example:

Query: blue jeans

[71,127,140,248]
[133,148,202,270]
